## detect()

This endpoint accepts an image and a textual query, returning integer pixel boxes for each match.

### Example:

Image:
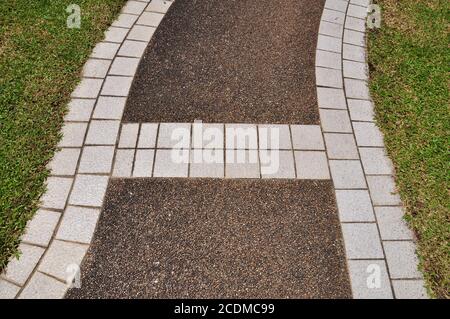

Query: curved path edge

[316,0,428,299]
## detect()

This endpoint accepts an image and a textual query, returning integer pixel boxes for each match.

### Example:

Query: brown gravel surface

[66,179,351,299]
[123,0,324,124]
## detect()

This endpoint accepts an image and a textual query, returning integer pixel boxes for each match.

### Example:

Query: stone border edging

[316,0,428,299]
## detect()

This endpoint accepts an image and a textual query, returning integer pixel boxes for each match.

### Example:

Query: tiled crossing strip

[316,0,428,298]
[0,0,428,299]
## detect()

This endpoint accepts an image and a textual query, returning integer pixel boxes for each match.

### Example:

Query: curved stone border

[316,0,428,299]
[0,0,175,299]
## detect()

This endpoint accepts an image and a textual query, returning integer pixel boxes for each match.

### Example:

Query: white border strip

[317,0,428,299]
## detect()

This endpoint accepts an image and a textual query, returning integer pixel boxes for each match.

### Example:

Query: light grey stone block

[319,20,344,38]
[85,120,120,145]
[122,0,147,14]
[375,207,414,240]
[384,241,422,279]
[41,177,73,210]
[392,280,428,299]
[93,96,127,120]
[225,124,258,149]
[348,260,393,299]
[78,146,115,174]
[258,124,292,150]
[133,149,155,177]
[291,125,325,150]
[157,123,191,148]
[4,244,44,285]
[359,147,394,175]
[65,99,95,122]
[320,109,353,133]
[118,123,139,148]
[101,76,133,96]
[38,240,88,282]
[324,0,348,12]
[112,149,134,177]
[48,148,80,176]
[153,149,189,177]
[317,35,342,53]
[138,123,158,148]
[260,150,296,179]
[353,122,384,147]
[343,43,366,62]
[137,12,164,26]
[345,78,370,99]
[295,151,330,180]
[56,206,100,244]
[128,25,156,42]
[118,40,148,57]
[317,87,347,109]
[112,13,138,28]
[104,26,128,43]
[192,123,224,149]
[344,29,365,47]
[347,4,368,19]
[350,0,370,6]
[22,209,60,247]
[109,57,140,76]
[367,175,401,205]
[316,67,343,88]
[329,160,367,189]
[324,133,359,159]
[341,223,384,259]
[347,99,374,121]
[321,8,346,24]
[91,42,120,59]
[336,190,375,222]
[316,50,341,69]
[345,16,366,32]
[343,60,368,80]
[71,78,103,98]
[190,149,224,178]
[18,272,67,299]
[82,59,111,78]
[225,150,260,178]
[68,175,109,207]
[0,280,20,299]
[58,123,87,147]
[146,0,173,13]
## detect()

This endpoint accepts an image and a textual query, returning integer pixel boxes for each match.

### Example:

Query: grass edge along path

[0,0,126,272]
[368,0,449,298]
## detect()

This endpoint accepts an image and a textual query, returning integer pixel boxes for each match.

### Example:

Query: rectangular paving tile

[93,96,127,120]
[3,244,45,285]
[348,260,393,299]
[189,149,224,178]
[392,280,428,299]
[0,280,20,299]
[258,124,292,150]
[324,133,359,159]
[335,189,375,222]
[65,99,95,122]
[41,177,73,210]
[22,209,60,247]
[153,149,189,177]
[48,148,81,176]
[260,150,296,179]
[19,272,67,299]
[71,78,103,98]
[118,40,148,57]
[56,206,100,244]
[78,146,115,174]
[69,175,109,207]
[375,207,414,240]
[225,150,260,178]
[118,123,140,148]
[347,99,374,121]
[58,123,87,148]
[320,109,353,133]
[291,125,325,150]
[294,151,330,180]
[367,175,401,206]
[317,87,347,109]
[112,149,135,177]
[341,223,384,259]
[359,147,394,175]
[383,241,422,279]
[91,42,120,59]
[133,149,155,177]
[85,120,120,145]
[66,179,350,298]
[138,123,159,148]
[329,160,367,189]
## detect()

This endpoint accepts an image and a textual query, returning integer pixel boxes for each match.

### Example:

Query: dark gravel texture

[123,0,324,124]
[66,179,351,299]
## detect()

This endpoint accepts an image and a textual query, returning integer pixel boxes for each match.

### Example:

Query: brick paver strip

[1,0,427,299]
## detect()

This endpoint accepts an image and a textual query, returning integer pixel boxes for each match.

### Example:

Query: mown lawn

[368,0,449,298]
[0,0,125,271]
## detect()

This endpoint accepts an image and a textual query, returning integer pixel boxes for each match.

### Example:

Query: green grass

[0,0,125,271]
[368,0,449,298]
